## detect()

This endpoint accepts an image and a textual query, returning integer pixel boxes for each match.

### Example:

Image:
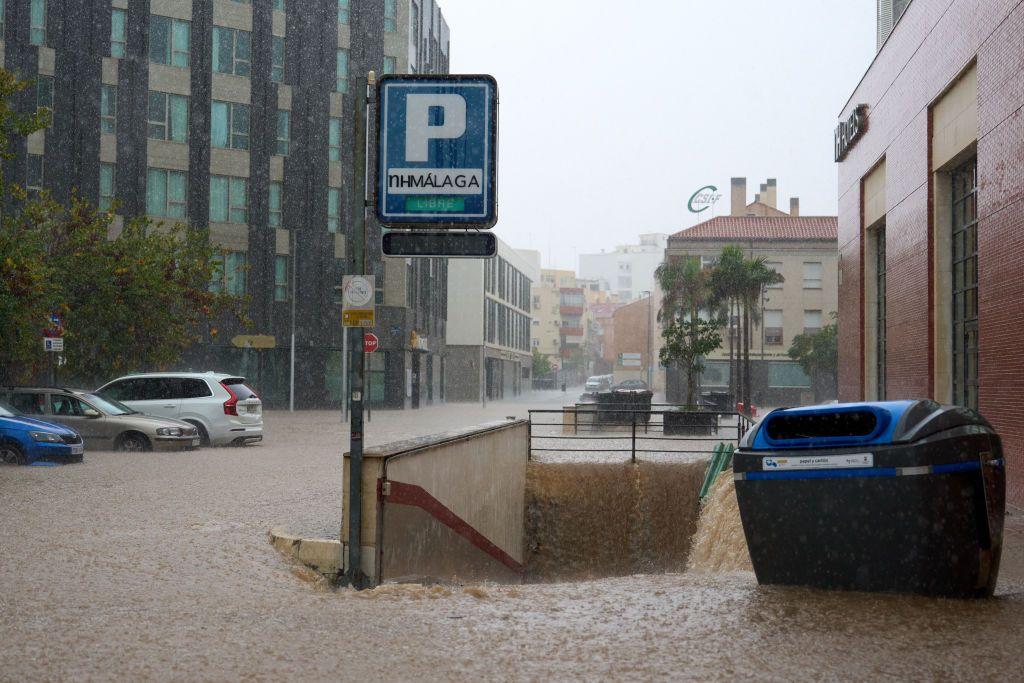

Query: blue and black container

[733,400,1005,598]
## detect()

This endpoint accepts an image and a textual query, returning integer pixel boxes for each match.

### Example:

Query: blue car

[0,400,84,465]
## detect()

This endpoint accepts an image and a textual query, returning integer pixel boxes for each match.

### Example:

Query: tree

[0,68,244,385]
[532,349,552,378]
[739,257,784,409]
[656,257,721,405]
[788,313,838,401]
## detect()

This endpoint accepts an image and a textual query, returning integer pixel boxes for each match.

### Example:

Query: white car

[96,372,263,447]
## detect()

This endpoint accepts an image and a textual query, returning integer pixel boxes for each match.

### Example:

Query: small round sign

[364,332,379,353]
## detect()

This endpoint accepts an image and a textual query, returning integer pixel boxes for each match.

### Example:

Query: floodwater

[3,399,1024,680]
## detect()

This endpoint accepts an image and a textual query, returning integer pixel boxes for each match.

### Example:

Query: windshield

[78,394,135,416]
[0,401,19,418]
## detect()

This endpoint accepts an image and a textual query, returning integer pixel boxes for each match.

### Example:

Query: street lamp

[641,290,653,388]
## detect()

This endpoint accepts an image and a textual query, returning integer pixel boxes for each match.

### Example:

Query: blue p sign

[377,75,498,228]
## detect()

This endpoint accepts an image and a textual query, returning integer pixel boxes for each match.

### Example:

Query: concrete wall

[343,420,528,586]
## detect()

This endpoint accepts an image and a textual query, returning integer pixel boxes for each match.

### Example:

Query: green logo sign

[687,185,722,213]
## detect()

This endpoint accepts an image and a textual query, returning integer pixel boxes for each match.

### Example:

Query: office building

[444,239,535,401]
[578,233,668,303]
[836,0,1024,506]
[2,0,450,409]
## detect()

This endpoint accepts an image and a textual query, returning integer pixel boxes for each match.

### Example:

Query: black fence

[527,405,753,463]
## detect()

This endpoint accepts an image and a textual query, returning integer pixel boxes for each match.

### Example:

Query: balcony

[559,306,584,317]
[559,327,584,338]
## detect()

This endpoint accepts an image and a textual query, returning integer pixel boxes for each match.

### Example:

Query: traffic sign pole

[344,72,375,590]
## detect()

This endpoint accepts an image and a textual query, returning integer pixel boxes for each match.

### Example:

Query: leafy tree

[788,313,838,401]
[532,349,553,378]
[0,68,244,385]
[656,257,721,405]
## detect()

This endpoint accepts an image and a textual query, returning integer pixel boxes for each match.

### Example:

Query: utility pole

[345,71,374,589]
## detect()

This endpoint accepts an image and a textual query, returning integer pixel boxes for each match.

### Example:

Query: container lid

[743,401,921,450]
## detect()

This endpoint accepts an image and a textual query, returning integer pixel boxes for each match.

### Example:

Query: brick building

[835,0,1024,506]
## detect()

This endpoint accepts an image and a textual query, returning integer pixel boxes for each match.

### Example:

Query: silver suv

[97,373,263,447]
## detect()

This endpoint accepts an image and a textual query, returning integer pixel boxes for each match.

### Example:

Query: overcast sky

[438,0,876,270]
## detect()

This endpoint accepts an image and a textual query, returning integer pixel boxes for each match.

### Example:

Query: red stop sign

[364,332,379,353]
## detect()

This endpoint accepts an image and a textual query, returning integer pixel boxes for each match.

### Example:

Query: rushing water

[688,471,754,573]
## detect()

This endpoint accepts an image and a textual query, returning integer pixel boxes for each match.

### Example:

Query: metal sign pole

[345,72,374,589]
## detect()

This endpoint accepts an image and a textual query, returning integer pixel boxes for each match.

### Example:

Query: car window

[50,395,91,417]
[181,378,213,399]
[0,400,19,418]
[222,377,258,400]
[101,378,140,402]
[135,377,181,400]
[9,392,47,415]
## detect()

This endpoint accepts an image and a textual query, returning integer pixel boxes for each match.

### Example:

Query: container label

[762,453,873,470]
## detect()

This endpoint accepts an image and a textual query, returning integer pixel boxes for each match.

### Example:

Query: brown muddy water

[3,406,1024,679]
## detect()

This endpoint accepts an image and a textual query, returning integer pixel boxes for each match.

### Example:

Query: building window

[329,117,341,161]
[951,157,978,410]
[271,36,285,82]
[337,0,349,23]
[875,224,886,400]
[212,26,251,77]
[99,164,116,210]
[384,0,397,32]
[210,252,246,296]
[802,261,823,289]
[768,362,812,388]
[150,16,190,67]
[146,169,187,218]
[36,76,53,110]
[148,91,189,142]
[110,8,127,57]
[766,261,783,288]
[764,309,783,345]
[275,110,290,156]
[209,175,248,224]
[328,187,340,233]
[803,310,822,335]
[30,0,45,45]
[100,85,117,134]
[275,256,288,302]
[383,56,397,74]
[273,0,285,10]
[702,360,730,387]
[336,49,349,93]
[211,101,250,150]
[26,154,43,195]
[269,182,283,228]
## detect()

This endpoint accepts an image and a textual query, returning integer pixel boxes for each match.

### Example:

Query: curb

[269,528,342,579]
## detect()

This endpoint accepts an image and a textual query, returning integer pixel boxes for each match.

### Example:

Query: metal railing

[527,405,753,462]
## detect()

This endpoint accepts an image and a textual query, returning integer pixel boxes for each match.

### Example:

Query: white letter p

[404,94,466,162]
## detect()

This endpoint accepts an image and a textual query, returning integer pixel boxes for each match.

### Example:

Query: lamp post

[642,290,653,388]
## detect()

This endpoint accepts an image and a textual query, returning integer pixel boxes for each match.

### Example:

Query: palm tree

[739,257,784,410]
[656,257,716,405]
[708,246,746,406]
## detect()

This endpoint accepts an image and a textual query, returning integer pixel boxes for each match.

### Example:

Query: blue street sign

[377,74,498,229]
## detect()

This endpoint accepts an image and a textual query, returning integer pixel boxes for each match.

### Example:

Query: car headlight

[30,431,63,443]
[156,427,183,436]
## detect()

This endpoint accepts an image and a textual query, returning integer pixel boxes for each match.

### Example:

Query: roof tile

[670,215,838,241]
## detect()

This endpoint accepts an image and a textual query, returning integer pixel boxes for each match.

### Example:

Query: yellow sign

[231,335,277,349]
[343,310,376,328]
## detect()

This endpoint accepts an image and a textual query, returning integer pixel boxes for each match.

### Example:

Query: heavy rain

[2,0,1024,680]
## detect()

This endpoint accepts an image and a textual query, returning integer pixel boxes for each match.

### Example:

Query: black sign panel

[381,231,497,258]
[835,104,868,162]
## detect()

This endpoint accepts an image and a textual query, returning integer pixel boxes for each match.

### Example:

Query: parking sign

[377,75,498,229]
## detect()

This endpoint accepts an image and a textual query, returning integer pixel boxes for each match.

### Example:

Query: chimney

[766,178,777,208]
[790,197,800,216]
[758,183,768,206]
[730,177,746,216]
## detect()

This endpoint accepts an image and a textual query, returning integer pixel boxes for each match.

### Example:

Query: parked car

[0,399,84,465]
[96,372,263,447]
[584,375,613,393]
[1,388,200,452]
[613,379,649,392]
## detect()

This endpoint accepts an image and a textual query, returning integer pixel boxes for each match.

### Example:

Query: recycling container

[733,400,1005,598]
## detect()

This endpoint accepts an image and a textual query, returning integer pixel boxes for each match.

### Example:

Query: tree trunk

[743,297,751,412]
[686,301,697,406]
[728,298,735,404]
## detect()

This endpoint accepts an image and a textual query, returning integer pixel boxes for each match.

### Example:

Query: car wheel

[0,441,27,466]
[118,432,150,453]
[185,421,210,447]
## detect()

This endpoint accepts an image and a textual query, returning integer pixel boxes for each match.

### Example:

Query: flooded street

[3,395,1024,680]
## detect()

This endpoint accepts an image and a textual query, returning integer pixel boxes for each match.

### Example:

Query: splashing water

[687,470,753,573]
[524,460,705,581]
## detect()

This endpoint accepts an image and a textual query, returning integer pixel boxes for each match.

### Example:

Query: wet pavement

[2,391,1024,680]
